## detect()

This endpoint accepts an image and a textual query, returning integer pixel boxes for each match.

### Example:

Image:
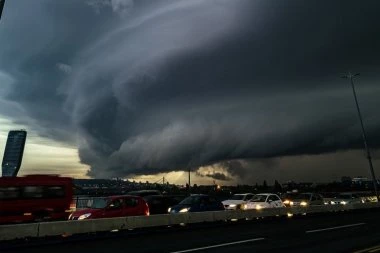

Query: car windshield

[179,196,202,205]
[337,194,355,199]
[87,198,108,209]
[251,195,267,202]
[229,195,245,200]
[285,193,311,200]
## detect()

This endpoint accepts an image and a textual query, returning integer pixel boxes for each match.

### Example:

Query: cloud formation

[0,0,380,180]
[86,0,134,15]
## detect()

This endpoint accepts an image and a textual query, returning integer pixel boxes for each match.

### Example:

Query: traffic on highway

[0,175,379,224]
[1,0,380,251]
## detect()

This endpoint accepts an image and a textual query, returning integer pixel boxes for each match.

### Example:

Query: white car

[244,193,285,210]
[222,193,255,210]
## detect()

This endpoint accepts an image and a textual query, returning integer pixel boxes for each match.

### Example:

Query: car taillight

[69,199,76,211]
[145,203,150,216]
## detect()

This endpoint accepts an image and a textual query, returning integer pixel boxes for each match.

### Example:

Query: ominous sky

[1,0,380,184]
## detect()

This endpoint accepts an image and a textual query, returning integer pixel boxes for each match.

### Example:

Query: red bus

[0,175,74,224]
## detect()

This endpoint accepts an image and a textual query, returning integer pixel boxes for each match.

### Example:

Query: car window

[125,198,138,207]
[199,197,209,205]
[268,195,280,202]
[338,194,352,199]
[109,199,123,209]
[230,195,245,200]
[209,197,218,203]
[251,195,267,202]
[246,194,254,200]
[87,198,108,209]
[284,193,311,200]
[180,196,201,205]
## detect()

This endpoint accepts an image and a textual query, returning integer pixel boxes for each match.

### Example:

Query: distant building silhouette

[2,130,27,177]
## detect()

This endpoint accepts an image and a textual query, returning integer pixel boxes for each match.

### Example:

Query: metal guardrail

[1,202,380,241]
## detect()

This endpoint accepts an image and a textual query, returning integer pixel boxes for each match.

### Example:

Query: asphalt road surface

[2,209,380,253]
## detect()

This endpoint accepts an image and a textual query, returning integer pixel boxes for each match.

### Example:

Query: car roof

[106,195,143,200]
[286,192,313,195]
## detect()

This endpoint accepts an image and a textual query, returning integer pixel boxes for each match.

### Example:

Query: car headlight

[179,207,190,213]
[243,204,248,210]
[168,207,171,213]
[341,201,347,205]
[229,204,236,208]
[68,213,73,220]
[78,213,92,220]
[255,205,262,210]
[300,201,308,206]
[283,200,290,205]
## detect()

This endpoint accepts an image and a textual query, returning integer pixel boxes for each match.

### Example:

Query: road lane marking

[170,238,265,253]
[306,222,366,234]
[353,244,380,253]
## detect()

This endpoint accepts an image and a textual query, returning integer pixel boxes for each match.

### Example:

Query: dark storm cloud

[196,171,232,182]
[1,0,380,178]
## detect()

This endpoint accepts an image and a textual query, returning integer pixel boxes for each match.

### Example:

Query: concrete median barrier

[38,217,127,237]
[0,223,39,240]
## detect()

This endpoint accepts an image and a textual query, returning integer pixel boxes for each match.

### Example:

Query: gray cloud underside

[1,0,380,178]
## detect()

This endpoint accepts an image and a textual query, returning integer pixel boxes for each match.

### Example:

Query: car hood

[222,200,245,205]
[288,199,309,203]
[170,204,192,213]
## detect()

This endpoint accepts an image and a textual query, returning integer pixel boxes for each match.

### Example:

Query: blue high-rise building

[1,130,27,177]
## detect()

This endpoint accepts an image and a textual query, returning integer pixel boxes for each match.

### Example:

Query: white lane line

[306,222,366,234]
[170,238,265,253]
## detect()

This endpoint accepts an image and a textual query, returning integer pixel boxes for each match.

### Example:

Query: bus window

[23,186,44,198]
[0,187,20,200]
[44,186,65,198]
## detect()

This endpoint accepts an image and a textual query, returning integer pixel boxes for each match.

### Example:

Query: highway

[2,209,380,253]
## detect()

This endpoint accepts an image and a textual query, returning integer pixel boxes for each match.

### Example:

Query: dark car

[282,193,324,207]
[68,195,149,220]
[329,193,364,205]
[169,194,225,213]
[143,195,184,215]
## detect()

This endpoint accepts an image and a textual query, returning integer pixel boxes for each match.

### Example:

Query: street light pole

[188,168,191,196]
[0,0,5,20]
[342,73,379,201]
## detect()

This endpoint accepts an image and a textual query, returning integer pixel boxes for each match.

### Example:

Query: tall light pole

[341,73,379,201]
[0,0,5,20]
[188,168,191,195]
